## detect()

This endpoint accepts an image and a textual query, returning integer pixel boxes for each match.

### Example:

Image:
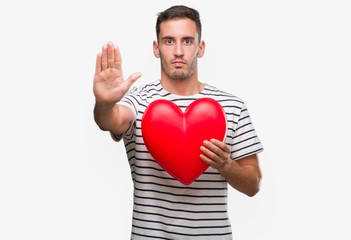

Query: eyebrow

[161,36,195,41]
[161,36,174,41]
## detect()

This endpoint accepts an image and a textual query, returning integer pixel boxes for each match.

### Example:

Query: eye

[165,39,174,45]
[184,39,192,45]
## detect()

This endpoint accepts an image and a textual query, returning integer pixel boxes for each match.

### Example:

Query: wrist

[95,101,116,110]
[217,158,234,176]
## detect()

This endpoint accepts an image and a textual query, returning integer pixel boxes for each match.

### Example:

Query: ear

[153,40,160,58]
[197,40,206,58]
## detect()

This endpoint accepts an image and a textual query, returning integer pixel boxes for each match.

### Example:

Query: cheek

[188,51,198,66]
[159,50,172,62]
[187,48,198,62]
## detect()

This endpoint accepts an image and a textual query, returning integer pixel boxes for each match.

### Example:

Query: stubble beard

[161,59,197,81]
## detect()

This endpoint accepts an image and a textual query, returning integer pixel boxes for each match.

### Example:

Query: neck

[160,71,205,96]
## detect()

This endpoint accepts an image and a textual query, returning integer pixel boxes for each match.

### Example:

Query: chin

[170,70,192,80]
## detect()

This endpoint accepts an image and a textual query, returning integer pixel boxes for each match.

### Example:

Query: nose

[174,42,184,57]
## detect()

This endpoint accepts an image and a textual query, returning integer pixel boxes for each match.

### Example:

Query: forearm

[94,102,117,131]
[200,140,262,197]
[94,103,128,134]
[218,160,261,197]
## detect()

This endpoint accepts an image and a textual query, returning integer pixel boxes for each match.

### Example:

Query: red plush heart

[141,98,227,185]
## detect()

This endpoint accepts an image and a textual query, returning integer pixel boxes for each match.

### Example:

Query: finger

[200,145,219,162]
[124,72,142,89]
[114,47,122,71]
[203,140,223,157]
[200,154,216,168]
[107,42,115,68]
[211,139,231,154]
[101,45,108,70]
[95,53,102,75]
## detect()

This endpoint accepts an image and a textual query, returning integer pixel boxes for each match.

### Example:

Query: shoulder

[122,80,165,108]
[128,80,163,96]
[202,83,245,110]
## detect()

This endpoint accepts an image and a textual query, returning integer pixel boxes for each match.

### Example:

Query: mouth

[171,60,186,67]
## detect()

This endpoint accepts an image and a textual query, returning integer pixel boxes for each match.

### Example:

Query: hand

[200,139,232,172]
[93,42,141,106]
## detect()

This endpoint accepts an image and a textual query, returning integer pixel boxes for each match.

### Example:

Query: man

[93,5,263,239]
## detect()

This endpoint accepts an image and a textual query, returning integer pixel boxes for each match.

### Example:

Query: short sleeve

[229,103,264,160]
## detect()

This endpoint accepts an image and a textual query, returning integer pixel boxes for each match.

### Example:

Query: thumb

[124,72,142,90]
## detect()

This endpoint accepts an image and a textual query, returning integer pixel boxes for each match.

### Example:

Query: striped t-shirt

[114,80,263,239]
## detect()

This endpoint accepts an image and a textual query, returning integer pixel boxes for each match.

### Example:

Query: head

[156,5,202,42]
[154,5,205,81]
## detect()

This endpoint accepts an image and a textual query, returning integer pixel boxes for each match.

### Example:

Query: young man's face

[153,18,205,81]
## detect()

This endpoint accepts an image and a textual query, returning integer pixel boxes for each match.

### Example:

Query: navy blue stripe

[131,164,164,172]
[123,132,134,141]
[127,141,145,146]
[202,88,231,95]
[132,224,232,237]
[132,172,174,181]
[128,157,153,162]
[225,112,240,117]
[232,136,257,146]
[133,210,229,221]
[134,202,226,214]
[134,179,227,191]
[217,99,244,105]
[125,140,135,148]
[128,156,155,162]
[134,187,227,198]
[222,104,242,110]
[202,171,221,175]
[232,142,261,154]
[240,108,248,114]
[199,92,233,98]
[133,217,231,229]
[238,115,250,122]
[127,149,149,154]
[132,231,172,240]
[227,119,239,124]
[139,92,172,99]
[235,122,253,132]
[227,127,236,132]
[141,87,163,93]
[138,82,161,92]
[134,194,227,206]
[194,179,227,183]
[232,129,255,139]
[169,98,198,102]
[233,148,264,160]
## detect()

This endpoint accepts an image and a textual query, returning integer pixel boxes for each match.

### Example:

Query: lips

[171,60,186,67]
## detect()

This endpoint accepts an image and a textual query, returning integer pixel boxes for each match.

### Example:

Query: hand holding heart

[200,139,232,173]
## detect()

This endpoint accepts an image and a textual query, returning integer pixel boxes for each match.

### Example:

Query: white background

[1,0,350,239]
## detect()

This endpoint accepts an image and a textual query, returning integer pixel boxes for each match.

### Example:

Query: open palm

[93,42,141,105]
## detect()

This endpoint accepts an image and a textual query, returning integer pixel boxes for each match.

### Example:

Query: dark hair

[156,5,202,42]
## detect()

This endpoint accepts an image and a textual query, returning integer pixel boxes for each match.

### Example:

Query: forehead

[159,18,198,39]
